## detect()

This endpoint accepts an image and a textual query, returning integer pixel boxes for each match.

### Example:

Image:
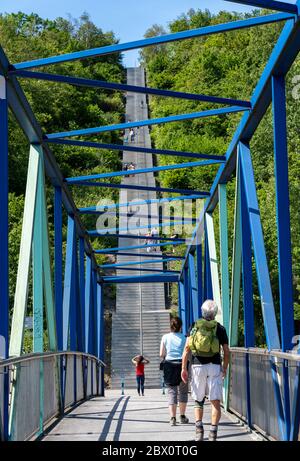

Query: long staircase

[111,67,170,390]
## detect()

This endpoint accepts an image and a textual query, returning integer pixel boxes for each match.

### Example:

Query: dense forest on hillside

[2,7,300,348]
[141,8,300,344]
[1,12,125,324]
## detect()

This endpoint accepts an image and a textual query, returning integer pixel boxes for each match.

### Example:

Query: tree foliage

[141,8,300,344]
[1,12,125,313]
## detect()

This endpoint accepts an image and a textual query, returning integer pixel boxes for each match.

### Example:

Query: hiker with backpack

[160,317,189,426]
[181,300,230,442]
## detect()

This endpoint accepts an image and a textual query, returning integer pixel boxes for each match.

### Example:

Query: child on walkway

[132,355,150,396]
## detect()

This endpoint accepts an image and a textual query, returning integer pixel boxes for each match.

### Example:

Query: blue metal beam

[188,253,199,324]
[69,233,79,352]
[45,137,225,161]
[272,74,293,440]
[97,283,105,396]
[79,238,86,351]
[94,242,184,253]
[84,255,93,354]
[102,267,180,273]
[79,194,204,213]
[71,180,209,197]
[196,238,203,313]
[99,258,179,268]
[89,221,185,236]
[62,215,76,351]
[203,229,213,300]
[102,274,179,284]
[178,280,187,335]
[0,75,9,441]
[179,12,299,277]
[91,270,98,357]
[11,70,251,108]
[54,186,63,351]
[100,252,183,259]
[85,210,196,223]
[224,0,298,14]
[13,13,293,70]
[90,233,187,242]
[0,50,99,275]
[48,107,247,140]
[240,163,255,348]
[66,160,223,184]
[272,74,294,352]
[239,141,280,350]
[183,266,191,331]
[74,239,84,353]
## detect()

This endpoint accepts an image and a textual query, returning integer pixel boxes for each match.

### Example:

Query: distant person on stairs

[145,232,152,252]
[129,128,135,142]
[131,355,150,396]
[151,227,159,251]
[181,300,230,442]
[160,317,189,426]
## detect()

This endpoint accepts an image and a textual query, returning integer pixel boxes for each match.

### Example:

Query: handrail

[229,346,300,362]
[0,351,106,368]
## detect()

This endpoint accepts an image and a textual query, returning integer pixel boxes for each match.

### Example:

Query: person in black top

[181,300,230,442]
[189,322,228,366]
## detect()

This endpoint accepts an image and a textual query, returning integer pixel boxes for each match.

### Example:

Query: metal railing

[228,347,300,440]
[0,351,105,441]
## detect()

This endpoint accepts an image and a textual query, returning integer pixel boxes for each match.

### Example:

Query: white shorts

[191,364,223,402]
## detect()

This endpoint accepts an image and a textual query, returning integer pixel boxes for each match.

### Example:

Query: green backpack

[189,319,219,356]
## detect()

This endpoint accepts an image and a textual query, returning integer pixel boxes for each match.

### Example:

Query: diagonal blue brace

[12,70,251,108]
[79,194,204,213]
[89,221,185,235]
[196,238,203,314]
[62,215,76,351]
[102,274,179,284]
[239,141,280,350]
[97,282,105,396]
[188,253,199,324]
[91,234,187,242]
[272,74,294,350]
[272,74,294,440]
[87,211,195,223]
[102,267,180,274]
[85,255,93,355]
[178,280,187,335]
[99,258,179,268]
[79,238,86,351]
[94,242,184,253]
[13,13,293,69]
[0,75,9,441]
[101,252,183,259]
[240,156,255,428]
[66,159,224,184]
[48,107,247,140]
[71,180,209,197]
[54,186,63,351]
[239,141,285,440]
[45,138,226,161]
[223,0,298,14]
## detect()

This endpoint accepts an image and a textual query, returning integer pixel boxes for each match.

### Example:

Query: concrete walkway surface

[43,389,257,442]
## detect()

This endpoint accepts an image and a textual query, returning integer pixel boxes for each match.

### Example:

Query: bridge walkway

[42,389,256,442]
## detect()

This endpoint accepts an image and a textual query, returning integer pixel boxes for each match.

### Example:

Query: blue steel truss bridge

[0,0,300,442]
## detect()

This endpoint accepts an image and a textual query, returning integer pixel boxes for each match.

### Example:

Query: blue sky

[0,1,290,66]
